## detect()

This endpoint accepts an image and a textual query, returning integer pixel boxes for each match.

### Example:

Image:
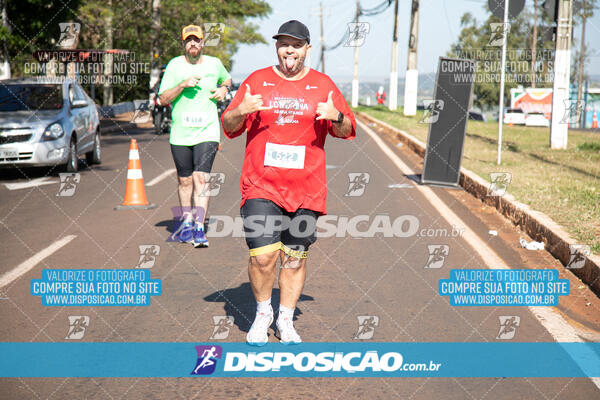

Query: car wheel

[86,131,101,165]
[65,137,78,172]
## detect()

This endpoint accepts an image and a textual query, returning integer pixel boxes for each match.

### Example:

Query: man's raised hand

[179,76,202,88]
[209,86,227,101]
[316,91,338,121]
[239,84,272,115]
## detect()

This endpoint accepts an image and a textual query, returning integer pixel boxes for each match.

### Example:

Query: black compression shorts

[240,198,318,259]
[170,141,218,177]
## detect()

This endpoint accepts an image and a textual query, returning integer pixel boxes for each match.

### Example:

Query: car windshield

[0,84,63,111]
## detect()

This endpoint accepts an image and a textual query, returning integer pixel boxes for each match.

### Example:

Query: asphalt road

[1,115,599,399]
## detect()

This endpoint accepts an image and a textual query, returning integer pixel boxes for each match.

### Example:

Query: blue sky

[230,0,600,82]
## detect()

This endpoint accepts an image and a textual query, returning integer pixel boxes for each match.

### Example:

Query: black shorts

[170,141,218,177]
[240,198,318,259]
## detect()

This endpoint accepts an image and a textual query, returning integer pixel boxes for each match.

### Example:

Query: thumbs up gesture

[239,84,272,115]
[316,91,338,121]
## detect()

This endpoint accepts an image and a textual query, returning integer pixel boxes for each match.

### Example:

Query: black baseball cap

[272,20,310,44]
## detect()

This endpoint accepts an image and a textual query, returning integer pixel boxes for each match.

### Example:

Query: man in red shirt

[221,20,356,345]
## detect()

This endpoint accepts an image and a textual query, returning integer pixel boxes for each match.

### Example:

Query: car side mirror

[71,99,88,108]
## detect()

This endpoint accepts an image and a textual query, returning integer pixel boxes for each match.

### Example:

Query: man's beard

[185,47,202,61]
[279,55,305,75]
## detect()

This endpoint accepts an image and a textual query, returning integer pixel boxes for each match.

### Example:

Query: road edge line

[0,235,77,288]
[356,111,600,297]
[358,119,600,388]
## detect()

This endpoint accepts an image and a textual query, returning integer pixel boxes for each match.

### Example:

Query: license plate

[0,149,17,158]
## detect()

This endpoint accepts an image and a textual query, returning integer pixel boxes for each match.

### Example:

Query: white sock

[278,305,294,320]
[257,298,272,314]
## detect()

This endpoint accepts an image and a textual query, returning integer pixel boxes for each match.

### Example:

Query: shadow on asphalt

[156,217,216,239]
[203,282,314,333]
[0,161,108,180]
[404,174,421,183]
[100,126,156,137]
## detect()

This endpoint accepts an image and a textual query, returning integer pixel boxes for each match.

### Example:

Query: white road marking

[0,235,77,288]
[146,168,176,186]
[388,183,414,189]
[358,119,600,388]
[3,177,57,190]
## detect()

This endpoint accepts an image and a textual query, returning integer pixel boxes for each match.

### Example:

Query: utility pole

[496,0,509,165]
[531,0,538,88]
[576,0,587,128]
[351,0,360,108]
[103,0,114,106]
[388,0,399,110]
[403,0,419,116]
[320,1,325,73]
[549,0,573,149]
[149,0,161,98]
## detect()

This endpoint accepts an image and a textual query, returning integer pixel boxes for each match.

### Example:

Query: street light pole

[388,0,399,110]
[403,0,419,115]
[351,0,360,108]
[550,0,573,149]
[496,0,509,165]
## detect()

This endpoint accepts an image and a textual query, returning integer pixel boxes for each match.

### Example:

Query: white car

[0,77,101,171]
[525,112,550,127]
[503,108,526,125]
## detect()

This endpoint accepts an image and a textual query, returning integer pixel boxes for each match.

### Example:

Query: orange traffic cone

[593,112,598,129]
[114,139,156,210]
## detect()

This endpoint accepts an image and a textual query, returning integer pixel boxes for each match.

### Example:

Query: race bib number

[264,142,305,169]
[181,112,205,127]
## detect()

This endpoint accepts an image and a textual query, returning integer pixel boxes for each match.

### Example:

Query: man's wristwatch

[333,111,344,124]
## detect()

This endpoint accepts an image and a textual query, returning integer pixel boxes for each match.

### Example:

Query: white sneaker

[276,316,302,344]
[246,308,273,346]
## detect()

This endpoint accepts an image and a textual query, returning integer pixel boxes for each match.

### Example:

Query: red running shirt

[221,67,356,214]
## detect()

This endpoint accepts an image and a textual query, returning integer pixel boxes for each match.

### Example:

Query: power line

[359,0,393,16]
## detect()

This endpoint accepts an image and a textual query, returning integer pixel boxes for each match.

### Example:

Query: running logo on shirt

[269,97,308,125]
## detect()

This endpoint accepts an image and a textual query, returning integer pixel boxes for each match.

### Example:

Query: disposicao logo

[191,345,222,375]
[223,350,405,373]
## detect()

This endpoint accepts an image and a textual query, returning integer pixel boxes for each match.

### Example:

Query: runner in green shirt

[158,24,232,248]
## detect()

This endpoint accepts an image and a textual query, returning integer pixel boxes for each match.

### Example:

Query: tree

[2,0,270,103]
[448,5,555,109]
[1,0,82,76]
[75,0,271,102]
[572,0,597,127]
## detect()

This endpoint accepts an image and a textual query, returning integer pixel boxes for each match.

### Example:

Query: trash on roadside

[397,142,404,147]
[369,122,376,127]
[519,238,544,250]
[488,230,498,236]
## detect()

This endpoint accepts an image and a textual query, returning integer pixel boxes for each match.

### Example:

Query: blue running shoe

[177,220,195,243]
[193,225,209,248]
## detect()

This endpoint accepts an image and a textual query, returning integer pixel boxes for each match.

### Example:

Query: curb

[356,111,600,297]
